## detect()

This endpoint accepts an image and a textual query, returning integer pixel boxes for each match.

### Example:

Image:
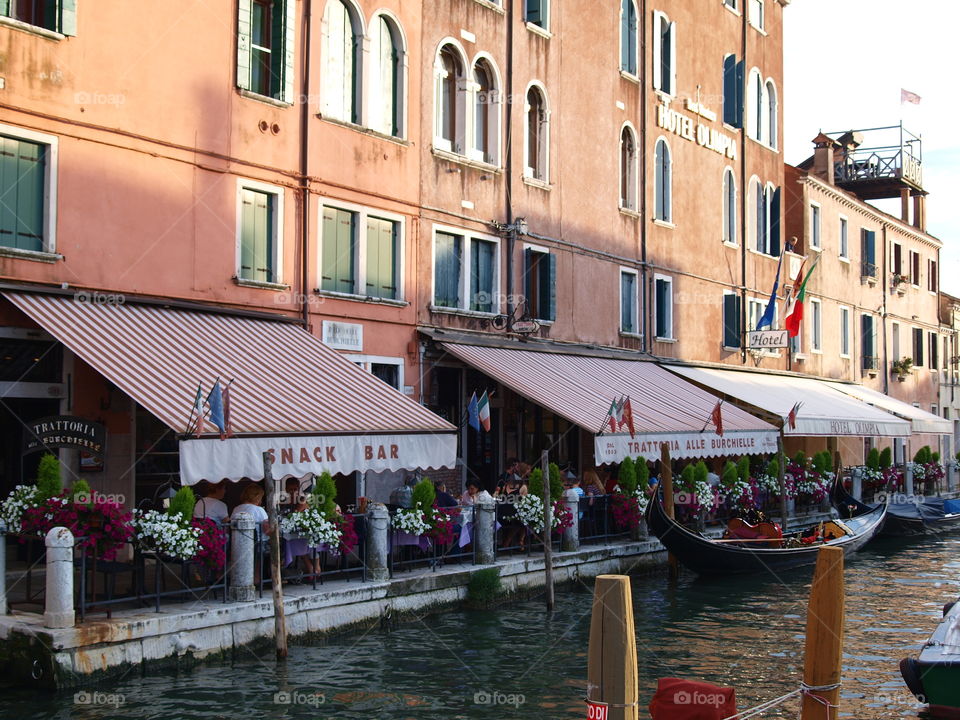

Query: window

[525,85,549,181]
[238,0,295,103]
[748,297,777,335]
[472,58,500,164]
[351,356,404,391]
[654,138,672,222]
[790,324,802,355]
[913,327,924,367]
[765,80,777,149]
[0,129,57,254]
[839,217,849,260]
[652,11,676,96]
[810,298,822,352]
[434,43,466,153]
[320,0,362,122]
[928,258,939,293]
[752,180,780,255]
[432,229,498,312]
[237,183,282,284]
[910,250,921,287]
[320,206,357,294]
[839,306,850,357]
[749,0,764,30]
[747,69,762,141]
[525,0,549,30]
[944,336,949,371]
[861,314,877,370]
[620,0,638,75]
[1,0,77,34]
[620,270,638,334]
[891,241,903,277]
[366,216,400,299]
[861,229,876,277]
[722,55,744,128]
[524,246,556,321]
[724,0,739,10]
[892,322,900,360]
[809,203,821,250]
[654,275,673,339]
[369,14,405,137]
[722,168,737,244]
[722,292,741,349]
[319,202,403,300]
[930,331,939,370]
[620,126,638,211]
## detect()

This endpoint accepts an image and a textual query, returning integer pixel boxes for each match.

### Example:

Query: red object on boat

[648,678,738,720]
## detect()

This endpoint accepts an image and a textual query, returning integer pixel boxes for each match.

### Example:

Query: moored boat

[900,600,960,715]
[832,479,960,536]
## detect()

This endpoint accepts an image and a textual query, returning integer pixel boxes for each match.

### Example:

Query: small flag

[478,391,491,432]
[788,401,803,430]
[207,380,226,439]
[222,383,233,438]
[901,88,921,105]
[467,392,480,432]
[192,384,205,437]
[619,396,636,438]
[784,256,820,338]
[711,400,724,437]
[605,397,623,434]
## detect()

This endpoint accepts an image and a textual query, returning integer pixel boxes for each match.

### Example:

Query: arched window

[369,14,404,137]
[752,179,780,255]
[471,58,500,165]
[765,79,778,149]
[752,177,764,252]
[654,138,671,222]
[652,12,676,95]
[746,68,762,142]
[723,168,736,244]
[525,85,549,181]
[620,126,637,210]
[620,0,638,76]
[321,0,362,124]
[435,43,466,153]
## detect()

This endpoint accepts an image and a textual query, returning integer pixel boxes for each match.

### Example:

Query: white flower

[390,508,430,536]
[132,509,200,559]
[282,508,343,547]
[633,487,649,514]
[0,485,41,533]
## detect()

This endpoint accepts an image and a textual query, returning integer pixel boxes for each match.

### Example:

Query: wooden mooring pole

[263,451,288,659]
[801,545,844,719]
[541,450,555,612]
[586,575,639,720]
[659,443,678,578]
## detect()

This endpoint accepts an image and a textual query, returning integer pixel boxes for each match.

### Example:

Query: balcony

[827,124,923,200]
[861,261,877,283]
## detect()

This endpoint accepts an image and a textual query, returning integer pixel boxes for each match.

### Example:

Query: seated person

[434,480,459,508]
[461,480,493,506]
[233,483,270,535]
[280,477,303,515]
[193,480,229,523]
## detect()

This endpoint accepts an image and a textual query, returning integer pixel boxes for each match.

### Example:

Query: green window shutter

[723,55,737,126]
[366,217,397,300]
[282,0,296,103]
[523,248,534,316]
[320,208,338,291]
[0,1,10,17]
[723,294,741,348]
[770,187,781,256]
[254,190,273,282]
[735,60,745,128]
[0,137,15,247]
[240,190,255,280]
[434,232,461,307]
[16,141,44,252]
[470,240,494,312]
[237,0,252,91]
[333,209,356,293]
[58,0,77,35]
[545,251,557,321]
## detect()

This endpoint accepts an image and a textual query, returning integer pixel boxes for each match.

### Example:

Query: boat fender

[649,677,738,720]
[899,657,927,703]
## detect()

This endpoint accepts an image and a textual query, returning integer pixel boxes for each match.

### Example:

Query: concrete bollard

[229,512,256,602]
[365,504,389,582]
[475,499,496,565]
[562,489,580,552]
[0,520,7,616]
[851,467,863,501]
[905,463,914,498]
[44,527,75,629]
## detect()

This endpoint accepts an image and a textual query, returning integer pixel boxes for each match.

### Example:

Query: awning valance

[438,343,779,463]
[664,365,911,438]
[822,381,952,435]
[4,292,456,483]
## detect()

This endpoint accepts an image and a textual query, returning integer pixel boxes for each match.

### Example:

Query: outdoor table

[282,534,336,567]
[393,531,431,552]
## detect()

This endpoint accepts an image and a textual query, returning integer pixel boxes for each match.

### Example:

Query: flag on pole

[784,256,820,338]
[787,401,803,430]
[755,252,785,330]
[618,396,636,438]
[222,383,233,438]
[478,391,491,432]
[207,380,226,439]
[605,397,623,434]
[467,392,480,431]
[192,384,205,437]
[901,88,921,105]
[711,400,724,436]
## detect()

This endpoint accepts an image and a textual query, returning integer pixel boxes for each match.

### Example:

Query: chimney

[811,132,840,185]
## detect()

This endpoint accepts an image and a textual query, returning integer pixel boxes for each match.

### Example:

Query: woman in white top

[193,481,230,523]
[232,483,270,533]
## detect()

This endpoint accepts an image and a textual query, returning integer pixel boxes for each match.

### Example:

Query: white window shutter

[60,0,78,36]
[282,0,296,104]
[237,0,252,91]
[668,22,677,95]
[652,13,662,90]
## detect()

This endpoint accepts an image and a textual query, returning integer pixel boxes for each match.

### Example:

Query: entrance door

[0,398,62,497]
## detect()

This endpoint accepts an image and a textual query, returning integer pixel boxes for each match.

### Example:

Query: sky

[783,0,959,294]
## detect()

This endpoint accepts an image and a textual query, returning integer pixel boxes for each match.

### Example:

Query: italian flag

[478,391,491,432]
[784,256,820,338]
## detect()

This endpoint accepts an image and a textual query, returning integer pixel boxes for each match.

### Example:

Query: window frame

[722,167,737,246]
[368,10,408,138]
[861,313,878,371]
[469,54,503,166]
[524,0,550,31]
[349,354,405,391]
[235,178,285,287]
[433,40,469,155]
[619,267,640,336]
[910,249,921,288]
[838,215,849,261]
[748,297,779,355]
[913,326,924,367]
[654,136,673,223]
[523,81,550,183]
[522,242,556,322]
[810,297,822,353]
[619,123,639,212]
[722,290,742,350]
[765,79,778,149]
[238,0,296,105]
[0,0,78,37]
[839,305,851,358]
[652,10,676,96]
[928,257,939,293]
[653,273,674,341]
[430,223,501,316]
[749,0,764,31]
[809,201,821,251]
[929,330,939,371]
[620,0,639,77]
[0,123,59,258]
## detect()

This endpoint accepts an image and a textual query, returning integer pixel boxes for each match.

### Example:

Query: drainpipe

[739,2,748,365]
[299,0,313,330]
[639,0,648,352]
[504,0,516,319]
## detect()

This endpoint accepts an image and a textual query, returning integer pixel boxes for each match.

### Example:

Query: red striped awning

[438,343,779,462]
[4,292,455,481]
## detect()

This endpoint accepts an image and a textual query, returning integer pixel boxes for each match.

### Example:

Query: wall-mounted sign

[656,101,737,160]
[23,416,106,459]
[322,320,363,352]
[748,330,789,349]
[512,320,540,335]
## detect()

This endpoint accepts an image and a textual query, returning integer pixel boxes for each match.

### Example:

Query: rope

[714,681,841,720]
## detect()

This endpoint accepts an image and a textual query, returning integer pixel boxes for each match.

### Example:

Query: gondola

[831,479,960,536]
[900,599,960,713]
[646,489,887,576]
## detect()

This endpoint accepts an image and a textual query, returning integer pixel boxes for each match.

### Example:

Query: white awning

[822,381,952,434]
[664,365,911,438]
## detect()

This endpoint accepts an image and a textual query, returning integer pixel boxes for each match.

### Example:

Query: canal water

[4,535,959,719]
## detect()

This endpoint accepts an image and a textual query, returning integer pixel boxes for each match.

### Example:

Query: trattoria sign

[23,416,106,458]
[595,430,778,464]
[179,433,457,485]
[657,100,737,160]
[748,330,789,349]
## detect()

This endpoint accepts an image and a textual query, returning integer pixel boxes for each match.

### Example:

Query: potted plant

[892,357,913,381]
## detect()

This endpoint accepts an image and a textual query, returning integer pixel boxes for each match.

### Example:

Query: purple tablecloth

[458,520,502,548]
[283,537,336,567]
[394,531,431,552]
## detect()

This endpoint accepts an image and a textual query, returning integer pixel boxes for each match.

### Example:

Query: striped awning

[822,381,952,435]
[4,292,455,482]
[438,343,779,462]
